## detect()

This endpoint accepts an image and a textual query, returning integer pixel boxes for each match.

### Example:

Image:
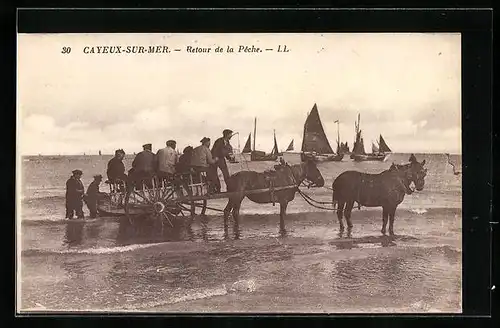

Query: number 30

[61,47,71,54]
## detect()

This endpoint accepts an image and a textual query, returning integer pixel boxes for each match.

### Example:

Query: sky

[17,33,461,155]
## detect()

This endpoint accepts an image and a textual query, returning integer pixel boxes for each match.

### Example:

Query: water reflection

[223,219,241,241]
[114,214,223,246]
[85,222,101,239]
[63,221,85,247]
[330,235,414,250]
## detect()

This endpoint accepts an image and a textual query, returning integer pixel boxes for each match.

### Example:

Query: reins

[286,162,338,211]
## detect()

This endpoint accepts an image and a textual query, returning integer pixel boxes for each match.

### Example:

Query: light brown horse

[223,160,325,235]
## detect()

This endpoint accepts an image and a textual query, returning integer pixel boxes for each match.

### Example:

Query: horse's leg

[381,206,389,235]
[223,199,233,236]
[344,200,355,238]
[279,201,288,237]
[232,198,243,240]
[337,201,346,237]
[388,207,397,237]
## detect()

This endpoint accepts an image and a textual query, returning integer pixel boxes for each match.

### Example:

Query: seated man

[107,149,127,190]
[191,137,219,193]
[176,146,194,174]
[156,140,178,182]
[131,143,156,189]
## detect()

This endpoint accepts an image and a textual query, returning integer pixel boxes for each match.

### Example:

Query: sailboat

[377,134,392,154]
[300,103,343,162]
[339,142,351,154]
[285,139,294,152]
[247,118,280,161]
[351,114,389,162]
[242,134,252,154]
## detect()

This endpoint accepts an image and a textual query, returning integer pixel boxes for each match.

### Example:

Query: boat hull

[352,153,389,162]
[250,150,278,162]
[301,152,344,162]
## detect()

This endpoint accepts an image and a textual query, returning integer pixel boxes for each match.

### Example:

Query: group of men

[65,129,235,219]
[65,170,105,219]
[106,128,234,193]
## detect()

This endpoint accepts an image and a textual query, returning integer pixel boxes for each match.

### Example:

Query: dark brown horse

[331,154,427,237]
[224,160,325,235]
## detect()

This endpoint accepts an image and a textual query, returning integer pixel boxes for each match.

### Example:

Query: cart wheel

[125,177,175,229]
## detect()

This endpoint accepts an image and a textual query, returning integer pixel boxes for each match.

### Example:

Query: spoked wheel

[124,177,175,232]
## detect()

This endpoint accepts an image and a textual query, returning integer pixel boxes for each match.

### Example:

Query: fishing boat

[244,118,280,161]
[300,103,343,162]
[351,114,389,162]
[338,142,351,155]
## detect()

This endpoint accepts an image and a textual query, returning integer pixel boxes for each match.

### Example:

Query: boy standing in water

[65,169,85,219]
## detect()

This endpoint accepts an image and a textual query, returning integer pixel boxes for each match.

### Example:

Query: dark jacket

[86,180,100,198]
[212,137,233,161]
[176,152,193,173]
[66,177,85,200]
[107,157,126,181]
[132,150,156,173]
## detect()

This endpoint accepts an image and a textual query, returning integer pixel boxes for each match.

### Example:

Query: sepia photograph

[17,33,462,313]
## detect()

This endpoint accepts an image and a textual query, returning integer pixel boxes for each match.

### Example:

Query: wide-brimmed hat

[200,137,211,143]
[72,169,83,175]
[93,174,103,180]
[142,143,152,149]
[223,129,233,137]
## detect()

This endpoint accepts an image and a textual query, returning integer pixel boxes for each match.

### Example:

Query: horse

[223,160,325,235]
[331,154,427,237]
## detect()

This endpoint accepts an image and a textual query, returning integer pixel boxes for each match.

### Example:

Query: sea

[18,152,462,313]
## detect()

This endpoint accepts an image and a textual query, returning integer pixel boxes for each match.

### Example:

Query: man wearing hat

[176,146,194,174]
[211,129,234,192]
[131,143,156,188]
[191,137,219,192]
[156,140,178,180]
[65,169,85,219]
[84,174,105,218]
[107,149,127,184]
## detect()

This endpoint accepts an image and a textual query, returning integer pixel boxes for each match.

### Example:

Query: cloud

[18,33,461,155]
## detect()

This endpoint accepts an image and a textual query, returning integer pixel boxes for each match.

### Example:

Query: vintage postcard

[17,33,462,313]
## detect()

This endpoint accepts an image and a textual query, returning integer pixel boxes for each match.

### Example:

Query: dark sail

[242,134,252,153]
[286,139,294,151]
[352,131,366,155]
[270,131,279,155]
[301,104,334,154]
[379,134,392,153]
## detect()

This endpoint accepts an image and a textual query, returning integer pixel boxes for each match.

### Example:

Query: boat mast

[253,117,257,151]
[337,120,340,149]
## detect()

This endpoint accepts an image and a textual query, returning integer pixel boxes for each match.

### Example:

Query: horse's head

[389,155,427,191]
[397,154,427,191]
[302,159,325,187]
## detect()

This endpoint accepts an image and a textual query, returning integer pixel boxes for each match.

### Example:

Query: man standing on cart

[192,137,219,193]
[211,129,234,193]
